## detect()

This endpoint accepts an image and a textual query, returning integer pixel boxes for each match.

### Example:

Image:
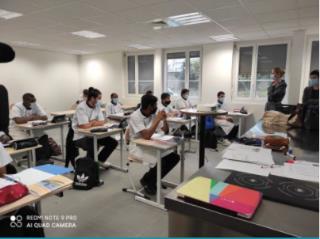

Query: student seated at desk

[106,92,123,117]
[0,145,44,237]
[214,91,238,145]
[128,95,180,195]
[72,87,118,167]
[10,93,47,139]
[159,92,179,117]
[135,90,153,110]
[175,88,192,110]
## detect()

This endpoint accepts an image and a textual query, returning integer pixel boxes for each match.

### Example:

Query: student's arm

[31,115,48,121]
[13,116,32,124]
[90,108,105,127]
[161,119,169,134]
[139,112,167,140]
[0,166,6,177]
[34,104,48,120]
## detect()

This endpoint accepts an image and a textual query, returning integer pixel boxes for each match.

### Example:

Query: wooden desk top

[77,125,122,138]
[228,112,252,117]
[180,109,228,116]
[51,110,75,117]
[0,175,72,216]
[6,145,42,156]
[133,138,178,151]
[107,114,130,121]
[16,121,69,130]
[122,105,136,111]
[166,117,191,125]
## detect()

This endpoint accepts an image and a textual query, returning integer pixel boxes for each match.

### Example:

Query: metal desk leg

[31,148,36,167]
[238,117,242,138]
[195,117,199,141]
[60,125,65,159]
[27,151,31,168]
[156,150,161,205]
[199,115,206,168]
[188,121,192,150]
[180,140,185,183]
[93,136,98,162]
[109,132,127,172]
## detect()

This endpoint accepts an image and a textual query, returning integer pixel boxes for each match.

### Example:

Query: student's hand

[226,117,234,123]
[156,110,167,121]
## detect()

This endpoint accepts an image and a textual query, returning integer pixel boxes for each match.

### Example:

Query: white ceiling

[0,0,318,54]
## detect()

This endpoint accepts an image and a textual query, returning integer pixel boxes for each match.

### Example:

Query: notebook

[177,176,262,219]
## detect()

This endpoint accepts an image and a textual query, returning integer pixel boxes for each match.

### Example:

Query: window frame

[163,47,202,100]
[125,51,155,97]
[232,39,291,104]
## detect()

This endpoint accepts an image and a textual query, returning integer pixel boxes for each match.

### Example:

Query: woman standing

[265,67,287,111]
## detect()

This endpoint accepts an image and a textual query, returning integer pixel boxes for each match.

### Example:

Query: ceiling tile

[299,7,319,18]
[204,5,249,22]
[243,0,299,13]
[262,19,300,30]
[186,0,240,11]
[255,10,298,23]
[79,0,140,12]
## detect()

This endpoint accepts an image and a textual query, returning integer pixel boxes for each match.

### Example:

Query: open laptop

[177,176,262,219]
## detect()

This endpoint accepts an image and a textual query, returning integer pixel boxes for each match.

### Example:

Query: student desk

[77,126,126,173]
[165,121,319,237]
[0,175,72,216]
[16,121,69,161]
[6,145,42,168]
[51,110,75,117]
[180,109,227,168]
[227,112,252,138]
[132,137,185,210]
[121,105,136,112]
[107,114,130,121]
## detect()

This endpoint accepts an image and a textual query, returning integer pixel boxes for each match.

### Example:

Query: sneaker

[219,139,231,146]
[98,161,111,169]
[140,179,156,196]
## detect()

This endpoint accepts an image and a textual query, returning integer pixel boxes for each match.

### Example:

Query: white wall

[0,46,80,112]
[79,51,125,105]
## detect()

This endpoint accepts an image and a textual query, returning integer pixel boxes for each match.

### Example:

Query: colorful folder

[177,176,262,219]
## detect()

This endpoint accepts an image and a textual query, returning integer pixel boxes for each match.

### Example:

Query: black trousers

[74,136,118,162]
[141,152,180,187]
[0,206,45,237]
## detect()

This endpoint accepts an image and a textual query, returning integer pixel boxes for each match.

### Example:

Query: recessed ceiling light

[210,34,239,42]
[0,9,23,20]
[128,44,152,50]
[168,12,211,26]
[71,30,106,39]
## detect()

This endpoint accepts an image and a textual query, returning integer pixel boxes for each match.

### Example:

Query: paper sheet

[0,178,15,189]
[222,143,274,166]
[0,143,13,166]
[216,159,271,177]
[271,162,319,183]
[151,133,174,141]
[6,168,54,185]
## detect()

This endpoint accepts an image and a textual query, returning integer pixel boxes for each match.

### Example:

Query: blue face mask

[112,98,118,105]
[309,79,319,87]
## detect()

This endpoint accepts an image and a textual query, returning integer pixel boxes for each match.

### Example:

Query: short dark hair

[217,91,225,97]
[110,93,118,98]
[310,70,319,78]
[23,93,35,102]
[87,87,100,100]
[141,94,157,110]
[161,92,170,100]
[181,88,189,95]
[145,90,153,95]
[83,89,88,97]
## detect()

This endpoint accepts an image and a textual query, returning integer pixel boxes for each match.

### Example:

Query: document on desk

[0,178,15,189]
[151,133,174,141]
[6,168,54,185]
[222,143,274,166]
[271,161,319,183]
[216,159,271,177]
[216,119,234,135]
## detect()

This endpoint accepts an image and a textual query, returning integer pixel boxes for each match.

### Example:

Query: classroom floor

[36,131,225,237]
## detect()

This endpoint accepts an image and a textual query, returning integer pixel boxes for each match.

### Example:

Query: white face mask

[218,97,225,104]
[30,102,36,108]
[96,100,102,107]
[183,94,189,100]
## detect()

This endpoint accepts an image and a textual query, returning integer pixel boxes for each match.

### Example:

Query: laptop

[177,176,262,219]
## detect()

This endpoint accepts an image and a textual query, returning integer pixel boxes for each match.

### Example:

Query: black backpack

[73,157,100,190]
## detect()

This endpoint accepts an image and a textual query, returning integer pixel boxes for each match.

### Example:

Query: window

[310,40,319,72]
[165,49,201,97]
[127,54,154,95]
[235,43,288,100]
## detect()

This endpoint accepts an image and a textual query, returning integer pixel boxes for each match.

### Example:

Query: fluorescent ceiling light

[71,30,106,39]
[167,12,211,26]
[210,34,239,42]
[0,9,23,20]
[128,44,152,50]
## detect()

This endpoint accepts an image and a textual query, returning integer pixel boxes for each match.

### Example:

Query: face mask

[151,106,158,115]
[112,98,118,104]
[96,100,102,107]
[309,79,319,87]
[30,102,36,108]
[183,94,189,100]
[163,100,171,107]
[218,97,224,104]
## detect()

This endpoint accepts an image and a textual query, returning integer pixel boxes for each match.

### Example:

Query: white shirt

[158,103,176,114]
[106,102,123,117]
[0,143,12,168]
[10,102,47,139]
[72,101,104,140]
[128,109,167,164]
[175,97,192,110]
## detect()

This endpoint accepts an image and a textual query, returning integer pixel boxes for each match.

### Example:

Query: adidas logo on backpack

[73,157,100,190]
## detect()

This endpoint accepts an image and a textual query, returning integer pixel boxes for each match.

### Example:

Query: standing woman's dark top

[265,67,287,111]
[0,85,10,135]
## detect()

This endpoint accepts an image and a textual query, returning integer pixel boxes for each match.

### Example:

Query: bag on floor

[48,137,62,156]
[73,157,100,190]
